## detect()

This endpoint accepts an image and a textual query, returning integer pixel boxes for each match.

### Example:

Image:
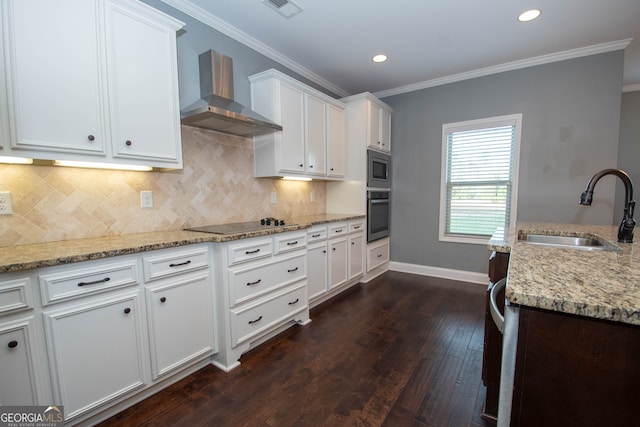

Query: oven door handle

[489,278,506,334]
[369,199,389,204]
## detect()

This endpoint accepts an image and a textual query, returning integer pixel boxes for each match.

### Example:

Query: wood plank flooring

[100,271,492,427]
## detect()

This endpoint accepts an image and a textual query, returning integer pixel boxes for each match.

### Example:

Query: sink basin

[517,233,608,250]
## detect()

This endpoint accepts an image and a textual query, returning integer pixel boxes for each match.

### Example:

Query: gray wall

[142,0,343,110]
[382,52,624,274]
[614,91,640,222]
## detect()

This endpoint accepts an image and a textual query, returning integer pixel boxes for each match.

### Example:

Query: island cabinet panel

[510,306,640,426]
[482,250,509,422]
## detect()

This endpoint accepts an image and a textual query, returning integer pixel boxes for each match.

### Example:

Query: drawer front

[349,221,365,234]
[328,222,348,238]
[227,239,273,266]
[274,232,307,254]
[40,260,139,306]
[229,253,306,306]
[0,278,33,314]
[143,246,209,282]
[367,240,389,272]
[230,284,307,347]
[307,225,328,242]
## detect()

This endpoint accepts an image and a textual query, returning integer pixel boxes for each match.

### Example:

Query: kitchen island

[488,222,640,426]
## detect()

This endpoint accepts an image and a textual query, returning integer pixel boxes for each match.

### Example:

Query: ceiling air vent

[262,0,303,19]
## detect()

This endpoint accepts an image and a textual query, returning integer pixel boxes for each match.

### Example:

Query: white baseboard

[389,261,487,284]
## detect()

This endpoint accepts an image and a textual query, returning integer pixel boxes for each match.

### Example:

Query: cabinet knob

[309,165,314,168]
[124,307,131,314]
[160,297,166,303]
[8,340,18,349]
[87,134,95,141]
[125,140,132,146]
[330,168,334,171]
[299,163,303,167]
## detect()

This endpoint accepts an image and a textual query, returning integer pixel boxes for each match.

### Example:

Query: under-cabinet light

[282,176,312,181]
[53,160,153,172]
[0,156,33,165]
[518,9,541,22]
[372,54,388,63]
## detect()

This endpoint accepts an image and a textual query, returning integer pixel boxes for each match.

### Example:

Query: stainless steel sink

[517,233,609,250]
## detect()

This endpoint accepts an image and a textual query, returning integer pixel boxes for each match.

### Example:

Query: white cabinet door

[367,101,381,150]
[306,241,328,301]
[0,318,39,405]
[106,0,182,165]
[278,82,305,173]
[146,273,214,380]
[3,0,107,155]
[379,106,391,152]
[326,103,345,178]
[305,94,326,176]
[328,237,348,290]
[44,291,146,421]
[348,233,365,280]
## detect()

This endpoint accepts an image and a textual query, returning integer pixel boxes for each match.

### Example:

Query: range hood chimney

[180,50,283,137]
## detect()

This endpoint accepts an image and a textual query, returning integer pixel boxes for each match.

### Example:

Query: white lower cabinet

[306,219,365,307]
[0,316,40,405]
[145,272,214,380]
[366,237,390,280]
[43,290,147,421]
[212,232,310,371]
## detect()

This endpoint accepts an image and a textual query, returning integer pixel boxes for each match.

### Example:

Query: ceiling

[162,0,640,97]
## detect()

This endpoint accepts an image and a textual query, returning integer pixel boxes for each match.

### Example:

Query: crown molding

[623,83,640,93]
[374,39,633,99]
[159,0,350,98]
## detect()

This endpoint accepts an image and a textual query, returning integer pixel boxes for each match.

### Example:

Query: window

[439,114,522,244]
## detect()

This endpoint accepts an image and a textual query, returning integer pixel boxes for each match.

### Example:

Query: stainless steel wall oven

[367,190,390,242]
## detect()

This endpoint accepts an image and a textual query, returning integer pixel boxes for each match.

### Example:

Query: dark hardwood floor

[100,271,491,427]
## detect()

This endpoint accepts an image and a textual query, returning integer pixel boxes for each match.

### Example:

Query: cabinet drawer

[274,232,306,254]
[229,253,306,306]
[349,221,365,234]
[0,278,33,314]
[39,260,139,306]
[227,239,273,266]
[367,239,389,272]
[328,222,348,237]
[143,246,209,282]
[230,284,307,347]
[307,225,328,242]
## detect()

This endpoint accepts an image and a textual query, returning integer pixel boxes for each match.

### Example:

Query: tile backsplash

[0,126,326,247]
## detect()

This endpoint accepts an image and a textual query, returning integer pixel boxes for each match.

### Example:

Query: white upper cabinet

[305,94,326,176]
[367,99,392,153]
[1,0,184,169]
[326,103,345,178]
[106,0,183,165]
[3,0,108,155]
[250,69,345,180]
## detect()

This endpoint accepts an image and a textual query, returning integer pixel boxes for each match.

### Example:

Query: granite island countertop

[0,213,365,274]
[488,222,640,326]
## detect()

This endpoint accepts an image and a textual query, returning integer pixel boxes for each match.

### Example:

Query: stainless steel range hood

[180,50,283,137]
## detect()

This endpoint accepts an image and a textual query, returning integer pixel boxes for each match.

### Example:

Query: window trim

[438,113,522,245]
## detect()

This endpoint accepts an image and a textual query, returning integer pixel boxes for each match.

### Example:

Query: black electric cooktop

[186,218,294,235]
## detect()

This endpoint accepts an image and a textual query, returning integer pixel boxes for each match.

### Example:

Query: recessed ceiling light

[518,9,541,22]
[372,54,388,63]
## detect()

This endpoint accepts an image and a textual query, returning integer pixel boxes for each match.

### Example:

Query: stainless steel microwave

[367,149,391,188]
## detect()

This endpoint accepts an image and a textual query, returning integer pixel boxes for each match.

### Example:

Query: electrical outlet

[140,191,153,208]
[0,191,13,215]
[270,192,277,204]
[310,192,316,202]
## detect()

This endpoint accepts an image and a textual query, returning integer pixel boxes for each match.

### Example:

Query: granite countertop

[0,213,365,274]
[488,222,640,326]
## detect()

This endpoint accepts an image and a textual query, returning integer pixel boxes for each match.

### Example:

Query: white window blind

[440,114,521,243]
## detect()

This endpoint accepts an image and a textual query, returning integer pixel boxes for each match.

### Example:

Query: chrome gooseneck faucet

[579,169,635,243]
